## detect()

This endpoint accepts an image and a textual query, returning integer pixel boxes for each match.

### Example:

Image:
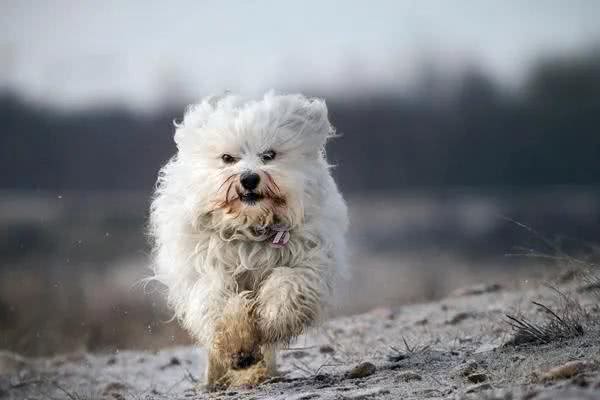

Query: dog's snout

[240,172,260,191]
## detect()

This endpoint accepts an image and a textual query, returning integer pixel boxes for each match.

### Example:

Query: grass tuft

[505,287,586,346]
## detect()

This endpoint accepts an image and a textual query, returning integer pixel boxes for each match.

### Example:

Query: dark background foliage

[2,52,599,194]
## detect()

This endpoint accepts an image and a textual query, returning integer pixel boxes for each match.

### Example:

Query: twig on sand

[181,365,199,383]
[291,360,314,376]
[50,381,81,400]
[314,359,344,376]
[281,346,318,351]
[10,379,42,389]
[291,355,344,378]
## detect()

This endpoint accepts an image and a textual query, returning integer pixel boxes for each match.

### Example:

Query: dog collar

[269,224,290,248]
[251,224,290,247]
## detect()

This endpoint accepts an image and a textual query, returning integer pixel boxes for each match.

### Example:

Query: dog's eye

[221,154,237,164]
[260,150,276,163]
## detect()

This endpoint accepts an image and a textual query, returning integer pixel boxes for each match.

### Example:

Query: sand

[1,280,599,400]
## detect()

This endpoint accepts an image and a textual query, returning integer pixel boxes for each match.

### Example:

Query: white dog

[149,92,348,389]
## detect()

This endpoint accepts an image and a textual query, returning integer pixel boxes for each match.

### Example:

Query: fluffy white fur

[149,92,348,388]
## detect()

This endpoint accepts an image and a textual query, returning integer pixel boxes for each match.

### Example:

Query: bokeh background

[1,0,600,356]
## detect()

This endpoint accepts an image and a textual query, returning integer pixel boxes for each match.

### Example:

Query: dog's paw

[222,359,269,387]
[231,351,261,370]
[212,295,263,370]
[214,334,263,370]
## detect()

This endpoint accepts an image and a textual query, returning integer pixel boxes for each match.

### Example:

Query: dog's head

[171,92,334,236]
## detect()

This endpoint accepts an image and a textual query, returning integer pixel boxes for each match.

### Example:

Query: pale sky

[2,0,600,110]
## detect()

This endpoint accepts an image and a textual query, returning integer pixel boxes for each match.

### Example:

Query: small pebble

[347,362,376,379]
[522,390,539,400]
[452,283,502,296]
[288,351,309,359]
[387,350,408,362]
[538,360,594,382]
[452,359,478,377]
[318,345,335,354]
[473,343,499,354]
[294,394,319,400]
[160,356,181,370]
[465,382,492,393]
[396,370,422,382]
[570,374,590,388]
[446,312,476,325]
[467,372,488,383]
[313,374,331,382]
[369,307,395,320]
[102,382,128,395]
[416,389,442,396]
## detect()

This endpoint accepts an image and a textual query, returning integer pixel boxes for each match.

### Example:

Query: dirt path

[2,282,599,400]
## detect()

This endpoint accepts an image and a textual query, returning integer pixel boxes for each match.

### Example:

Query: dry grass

[505,291,585,346]
[579,272,600,300]
[502,218,600,346]
[387,337,430,362]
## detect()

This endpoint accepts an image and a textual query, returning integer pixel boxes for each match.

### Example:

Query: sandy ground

[1,280,599,400]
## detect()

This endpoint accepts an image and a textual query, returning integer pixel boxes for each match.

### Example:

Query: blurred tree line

[1,50,599,194]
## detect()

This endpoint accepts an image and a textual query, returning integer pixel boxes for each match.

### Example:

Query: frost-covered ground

[2,279,599,400]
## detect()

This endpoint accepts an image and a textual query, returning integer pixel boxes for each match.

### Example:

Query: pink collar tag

[270,224,290,248]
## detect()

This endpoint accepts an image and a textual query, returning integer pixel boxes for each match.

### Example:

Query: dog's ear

[274,94,334,147]
[174,98,212,147]
[174,94,242,147]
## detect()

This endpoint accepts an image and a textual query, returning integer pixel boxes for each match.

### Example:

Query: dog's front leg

[256,266,324,345]
[188,285,264,389]
[211,293,264,369]
[207,293,278,389]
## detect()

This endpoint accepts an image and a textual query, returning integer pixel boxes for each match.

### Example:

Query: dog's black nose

[240,172,260,191]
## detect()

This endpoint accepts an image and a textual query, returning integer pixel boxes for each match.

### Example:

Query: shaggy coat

[149,93,348,388]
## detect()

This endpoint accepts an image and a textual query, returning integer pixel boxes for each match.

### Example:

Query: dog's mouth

[216,173,286,212]
[239,192,264,205]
